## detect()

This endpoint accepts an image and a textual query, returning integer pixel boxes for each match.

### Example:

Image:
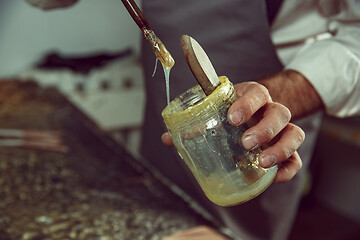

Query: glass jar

[162,76,277,206]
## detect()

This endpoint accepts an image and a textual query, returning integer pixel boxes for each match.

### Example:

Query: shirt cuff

[285,39,360,117]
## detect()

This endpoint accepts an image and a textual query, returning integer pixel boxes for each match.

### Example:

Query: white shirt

[271,0,360,117]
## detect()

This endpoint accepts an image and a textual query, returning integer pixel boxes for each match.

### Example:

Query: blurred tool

[180,35,220,95]
[0,128,68,153]
[120,0,175,69]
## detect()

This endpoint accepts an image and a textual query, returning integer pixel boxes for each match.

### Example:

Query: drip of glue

[143,28,174,105]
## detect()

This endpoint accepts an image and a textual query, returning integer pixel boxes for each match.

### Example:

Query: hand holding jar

[162,77,305,206]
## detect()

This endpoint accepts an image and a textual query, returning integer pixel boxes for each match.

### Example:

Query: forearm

[258,70,324,121]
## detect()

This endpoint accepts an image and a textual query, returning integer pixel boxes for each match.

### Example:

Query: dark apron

[140,1,306,239]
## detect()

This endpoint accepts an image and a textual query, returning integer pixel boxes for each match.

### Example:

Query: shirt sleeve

[285,1,360,118]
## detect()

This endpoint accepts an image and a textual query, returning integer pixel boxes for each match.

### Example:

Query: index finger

[227,82,272,126]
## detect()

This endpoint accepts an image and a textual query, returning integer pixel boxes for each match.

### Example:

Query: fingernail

[229,110,244,126]
[242,134,258,150]
[260,155,277,168]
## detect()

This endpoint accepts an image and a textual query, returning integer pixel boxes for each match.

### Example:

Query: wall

[0,0,142,77]
[0,0,145,153]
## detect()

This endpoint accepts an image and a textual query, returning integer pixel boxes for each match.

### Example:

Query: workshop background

[0,1,359,239]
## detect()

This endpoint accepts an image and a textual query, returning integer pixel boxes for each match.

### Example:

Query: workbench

[0,80,213,239]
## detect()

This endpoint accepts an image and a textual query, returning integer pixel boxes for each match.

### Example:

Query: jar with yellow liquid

[162,76,277,206]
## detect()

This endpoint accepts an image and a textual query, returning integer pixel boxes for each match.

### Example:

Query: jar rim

[162,76,236,130]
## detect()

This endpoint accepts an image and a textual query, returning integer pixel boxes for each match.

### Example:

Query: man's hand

[228,81,304,183]
[162,80,305,184]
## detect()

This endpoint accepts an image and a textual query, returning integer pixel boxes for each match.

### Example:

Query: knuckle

[254,84,271,103]
[295,130,305,145]
[245,85,271,114]
[257,84,272,101]
[274,103,292,123]
[280,106,292,122]
[288,124,305,144]
[246,97,258,116]
[234,84,245,97]
[296,158,303,171]
[293,152,303,171]
[275,152,303,183]
[235,82,253,97]
[279,145,294,160]
[261,127,275,142]
[249,82,269,93]
[246,83,270,101]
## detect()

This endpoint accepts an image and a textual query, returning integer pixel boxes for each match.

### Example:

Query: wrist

[258,70,324,120]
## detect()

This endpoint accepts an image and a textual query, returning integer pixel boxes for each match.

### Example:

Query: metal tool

[180,35,220,95]
[121,0,175,68]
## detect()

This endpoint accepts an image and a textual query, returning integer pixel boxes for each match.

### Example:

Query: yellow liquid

[195,168,277,206]
[143,29,175,105]
[163,66,171,105]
